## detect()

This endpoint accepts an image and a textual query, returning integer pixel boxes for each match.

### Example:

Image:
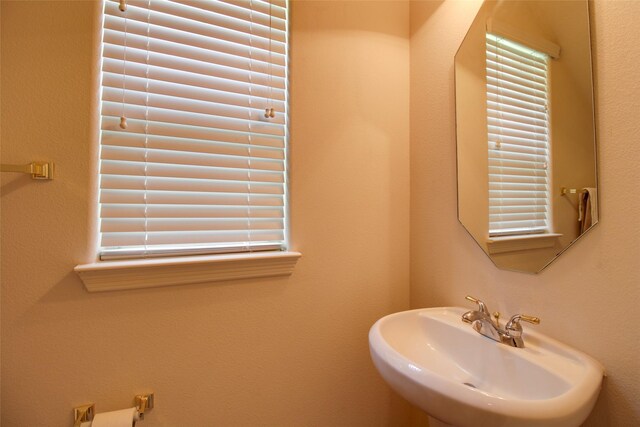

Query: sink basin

[369,307,604,427]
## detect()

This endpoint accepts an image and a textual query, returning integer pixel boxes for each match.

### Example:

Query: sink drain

[463,382,477,389]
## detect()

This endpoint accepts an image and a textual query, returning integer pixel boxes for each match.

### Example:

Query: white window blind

[486,33,550,237]
[98,0,288,260]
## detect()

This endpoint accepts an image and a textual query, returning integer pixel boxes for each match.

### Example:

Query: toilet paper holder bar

[73,393,154,426]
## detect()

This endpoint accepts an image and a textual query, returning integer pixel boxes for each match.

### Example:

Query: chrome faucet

[462,296,540,348]
[461,295,490,323]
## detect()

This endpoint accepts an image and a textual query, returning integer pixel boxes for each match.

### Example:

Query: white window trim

[486,233,561,255]
[73,0,299,292]
[75,250,301,292]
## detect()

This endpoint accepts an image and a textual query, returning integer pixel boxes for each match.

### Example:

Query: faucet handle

[505,314,541,337]
[465,295,490,316]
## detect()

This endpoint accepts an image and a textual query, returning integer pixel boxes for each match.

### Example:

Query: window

[486,33,550,237]
[98,0,289,260]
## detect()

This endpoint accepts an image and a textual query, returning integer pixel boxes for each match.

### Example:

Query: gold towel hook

[561,187,578,196]
[1,161,54,180]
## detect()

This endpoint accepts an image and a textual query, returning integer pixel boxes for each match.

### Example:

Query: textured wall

[0,1,411,425]
[4,0,637,425]
[410,1,640,426]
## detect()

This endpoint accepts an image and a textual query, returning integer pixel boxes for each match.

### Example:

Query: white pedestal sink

[369,307,604,427]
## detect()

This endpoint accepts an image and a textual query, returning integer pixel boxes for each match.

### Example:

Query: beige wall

[3,0,639,426]
[547,0,597,246]
[0,1,411,425]
[453,0,489,254]
[411,1,640,427]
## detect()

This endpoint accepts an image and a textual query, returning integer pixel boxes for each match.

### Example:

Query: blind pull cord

[247,0,254,251]
[143,0,151,257]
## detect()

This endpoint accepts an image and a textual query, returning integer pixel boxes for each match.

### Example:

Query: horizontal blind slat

[101,217,284,232]
[101,131,283,159]
[101,230,285,247]
[103,13,286,67]
[102,71,282,107]
[102,87,286,125]
[489,197,548,207]
[488,141,547,155]
[490,212,546,221]
[489,151,548,165]
[487,84,547,107]
[101,117,284,149]
[100,189,284,206]
[488,135,548,150]
[217,0,287,20]
[486,66,546,90]
[490,206,547,216]
[487,106,547,126]
[106,1,286,48]
[101,204,284,218]
[102,53,285,98]
[101,175,284,194]
[487,76,547,100]
[486,39,547,68]
[489,115,548,131]
[151,0,287,28]
[486,54,546,78]
[101,159,284,183]
[102,72,285,111]
[100,145,284,172]
[102,32,285,84]
[102,101,284,137]
[491,159,548,170]
[490,220,547,229]
[488,126,547,142]
[100,241,285,260]
[487,93,547,115]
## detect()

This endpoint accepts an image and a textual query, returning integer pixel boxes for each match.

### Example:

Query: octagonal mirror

[455,0,598,273]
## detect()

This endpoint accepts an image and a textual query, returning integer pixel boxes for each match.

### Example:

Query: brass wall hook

[1,161,54,179]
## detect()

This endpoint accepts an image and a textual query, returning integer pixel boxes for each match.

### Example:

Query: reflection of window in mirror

[486,33,551,238]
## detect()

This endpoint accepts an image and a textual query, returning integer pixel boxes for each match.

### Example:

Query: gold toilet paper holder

[135,393,154,420]
[73,393,154,426]
[73,403,95,427]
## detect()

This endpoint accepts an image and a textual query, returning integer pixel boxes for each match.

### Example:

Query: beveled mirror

[455,0,597,273]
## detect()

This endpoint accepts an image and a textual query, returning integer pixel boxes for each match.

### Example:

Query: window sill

[74,251,302,292]
[486,234,562,254]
